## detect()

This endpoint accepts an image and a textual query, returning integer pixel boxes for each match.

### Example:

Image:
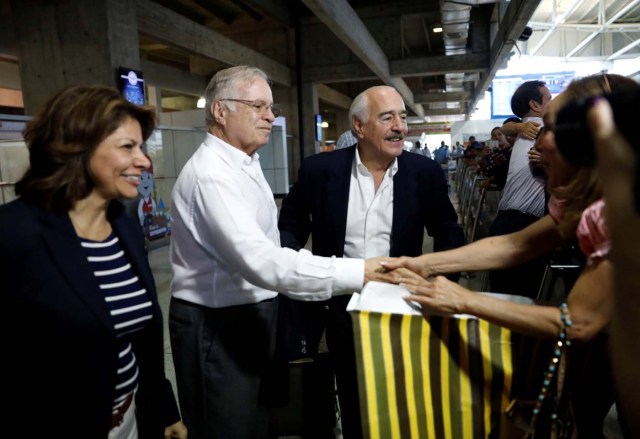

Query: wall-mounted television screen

[315,113,323,142]
[117,67,145,105]
[491,71,575,119]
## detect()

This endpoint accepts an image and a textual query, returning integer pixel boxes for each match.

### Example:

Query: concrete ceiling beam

[302,0,424,117]
[135,0,292,86]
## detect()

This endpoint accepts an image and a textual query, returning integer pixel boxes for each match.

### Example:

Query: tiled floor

[147,243,177,399]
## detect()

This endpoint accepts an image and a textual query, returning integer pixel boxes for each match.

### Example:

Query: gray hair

[349,86,399,136]
[204,65,270,126]
[348,90,370,136]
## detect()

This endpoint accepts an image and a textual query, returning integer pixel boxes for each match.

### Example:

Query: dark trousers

[325,295,363,439]
[169,297,278,439]
[488,210,548,298]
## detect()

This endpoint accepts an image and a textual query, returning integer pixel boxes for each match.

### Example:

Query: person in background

[381,73,639,437]
[468,135,484,150]
[169,66,385,439]
[278,85,464,438]
[590,96,640,437]
[491,125,510,149]
[478,125,513,189]
[450,142,460,160]
[487,80,551,297]
[434,140,451,183]
[449,143,460,181]
[501,116,546,177]
[336,129,359,150]
[423,142,432,158]
[0,86,187,439]
[462,136,484,162]
[411,140,431,158]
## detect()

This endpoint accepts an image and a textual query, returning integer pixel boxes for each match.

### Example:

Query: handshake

[363,255,468,316]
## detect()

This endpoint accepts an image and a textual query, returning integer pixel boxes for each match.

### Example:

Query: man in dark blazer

[278,85,464,438]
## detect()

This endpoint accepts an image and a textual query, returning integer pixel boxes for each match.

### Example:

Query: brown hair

[15,86,156,213]
[551,73,639,236]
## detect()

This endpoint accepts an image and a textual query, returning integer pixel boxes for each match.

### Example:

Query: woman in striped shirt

[1,86,187,438]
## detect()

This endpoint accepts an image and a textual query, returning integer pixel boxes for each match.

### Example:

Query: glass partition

[0,115,29,205]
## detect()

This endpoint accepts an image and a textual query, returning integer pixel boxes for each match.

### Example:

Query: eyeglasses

[219,98,281,118]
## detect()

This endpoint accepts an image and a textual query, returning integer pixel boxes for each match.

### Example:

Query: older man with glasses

[169,65,386,439]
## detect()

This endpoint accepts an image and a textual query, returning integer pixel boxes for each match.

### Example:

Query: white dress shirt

[343,148,397,259]
[170,133,364,308]
[498,116,546,217]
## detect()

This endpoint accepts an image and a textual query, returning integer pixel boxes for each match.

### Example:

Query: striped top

[80,232,153,413]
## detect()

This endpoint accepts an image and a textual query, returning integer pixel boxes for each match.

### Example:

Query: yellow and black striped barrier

[351,312,516,439]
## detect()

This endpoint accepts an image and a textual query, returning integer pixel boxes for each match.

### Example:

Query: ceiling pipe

[437,0,472,119]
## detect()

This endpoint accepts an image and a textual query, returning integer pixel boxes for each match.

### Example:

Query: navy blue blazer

[0,198,180,438]
[278,146,464,259]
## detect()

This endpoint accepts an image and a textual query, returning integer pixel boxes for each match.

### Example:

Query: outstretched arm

[395,254,613,342]
[380,215,564,278]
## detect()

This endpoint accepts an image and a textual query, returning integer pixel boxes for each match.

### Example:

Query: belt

[110,392,134,429]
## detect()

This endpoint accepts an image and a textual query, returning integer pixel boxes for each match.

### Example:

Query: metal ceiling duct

[437,0,472,117]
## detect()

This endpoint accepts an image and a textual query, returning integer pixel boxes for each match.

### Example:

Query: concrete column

[334,109,351,138]
[146,85,163,116]
[11,0,141,115]
[300,81,319,157]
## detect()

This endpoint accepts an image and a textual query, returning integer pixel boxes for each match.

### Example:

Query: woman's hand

[379,255,434,279]
[527,147,541,167]
[590,97,640,435]
[365,256,398,283]
[590,97,640,290]
[165,420,188,439]
[377,266,429,286]
[400,273,470,317]
[591,98,639,246]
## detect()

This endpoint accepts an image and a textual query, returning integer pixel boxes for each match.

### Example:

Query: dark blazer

[278,146,464,259]
[277,146,464,439]
[0,198,180,438]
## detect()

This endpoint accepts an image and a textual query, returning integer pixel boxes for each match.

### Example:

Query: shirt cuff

[332,257,365,295]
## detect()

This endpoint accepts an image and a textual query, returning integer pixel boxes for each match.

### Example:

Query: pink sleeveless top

[548,196,610,262]
[576,199,610,262]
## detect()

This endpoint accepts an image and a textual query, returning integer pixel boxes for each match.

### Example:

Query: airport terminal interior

[1,0,639,437]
